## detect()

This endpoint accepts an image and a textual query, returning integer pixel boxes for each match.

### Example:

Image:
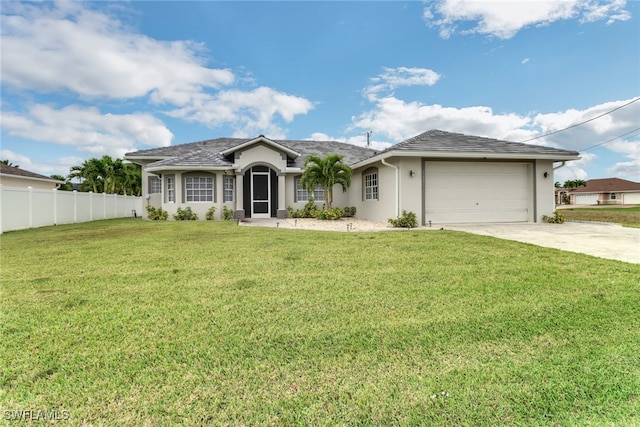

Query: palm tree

[120,162,141,196]
[1,160,19,167]
[301,154,352,210]
[69,158,104,193]
[50,174,74,191]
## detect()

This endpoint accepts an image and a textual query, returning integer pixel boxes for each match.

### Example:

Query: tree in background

[1,160,19,167]
[68,156,140,196]
[50,174,74,191]
[301,154,352,210]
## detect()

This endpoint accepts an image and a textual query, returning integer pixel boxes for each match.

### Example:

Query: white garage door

[424,161,530,223]
[624,192,640,204]
[575,194,598,205]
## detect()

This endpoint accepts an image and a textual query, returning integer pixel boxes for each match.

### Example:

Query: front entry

[251,166,270,218]
[243,166,278,218]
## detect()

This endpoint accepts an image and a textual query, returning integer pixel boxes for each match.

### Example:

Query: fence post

[28,186,33,229]
[73,190,77,223]
[53,188,58,225]
[89,191,93,221]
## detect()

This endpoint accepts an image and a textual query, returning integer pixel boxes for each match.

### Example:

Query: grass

[1,219,639,425]
[559,206,640,228]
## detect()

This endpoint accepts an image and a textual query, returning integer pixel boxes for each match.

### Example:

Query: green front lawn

[2,219,639,425]
[560,206,640,227]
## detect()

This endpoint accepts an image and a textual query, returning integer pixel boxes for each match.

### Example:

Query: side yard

[558,205,640,228]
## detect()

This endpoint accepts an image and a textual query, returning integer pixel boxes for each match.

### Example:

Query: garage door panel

[425,161,531,223]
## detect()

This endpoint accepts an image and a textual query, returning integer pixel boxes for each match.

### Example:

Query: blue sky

[1,0,639,183]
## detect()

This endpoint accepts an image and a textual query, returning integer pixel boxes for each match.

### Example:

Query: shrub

[205,206,217,221]
[300,198,320,218]
[316,207,344,220]
[543,211,565,224]
[145,205,168,220]
[343,206,357,217]
[388,210,418,228]
[222,205,234,220]
[174,207,198,221]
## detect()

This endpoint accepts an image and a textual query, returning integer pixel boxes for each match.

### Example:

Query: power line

[517,97,640,143]
[579,127,640,152]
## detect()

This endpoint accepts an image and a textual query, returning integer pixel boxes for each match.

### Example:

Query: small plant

[205,206,217,221]
[145,205,168,220]
[343,206,357,217]
[316,207,344,220]
[388,210,418,228]
[222,205,233,220]
[174,207,198,221]
[543,211,565,224]
[300,198,319,218]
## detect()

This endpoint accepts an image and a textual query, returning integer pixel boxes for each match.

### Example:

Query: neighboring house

[0,163,64,190]
[555,186,569,205]
[124,129,579,225]
[568,178,640,205]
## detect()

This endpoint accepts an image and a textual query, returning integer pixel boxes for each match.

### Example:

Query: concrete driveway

[440,222,640,264]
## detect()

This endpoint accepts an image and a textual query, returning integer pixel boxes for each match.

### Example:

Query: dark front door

[251,166,270,218]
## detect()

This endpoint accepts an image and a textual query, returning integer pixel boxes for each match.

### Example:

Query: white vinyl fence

[0,186,143,234]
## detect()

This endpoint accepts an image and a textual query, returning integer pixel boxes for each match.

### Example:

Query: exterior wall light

[543,172,549,178]
[409,170,415,177]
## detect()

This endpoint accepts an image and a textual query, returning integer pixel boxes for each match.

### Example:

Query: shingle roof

[125,129,580,170]
[570,178,640,193]
[0,163,63,183]
[126,137,379,168]
[381,129,580,157]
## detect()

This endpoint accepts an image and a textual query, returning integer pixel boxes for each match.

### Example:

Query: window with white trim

[185,176,214,202]
[223,176,234,202]
[364,169,378,201]
[149,176,161,194]
[295,176,324,202]
[611,193,617,200]
[166,175,175,202]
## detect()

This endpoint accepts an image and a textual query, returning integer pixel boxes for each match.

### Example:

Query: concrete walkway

[441,222,640,264]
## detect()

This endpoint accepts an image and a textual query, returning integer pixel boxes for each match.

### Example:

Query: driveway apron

[441,222,640,264]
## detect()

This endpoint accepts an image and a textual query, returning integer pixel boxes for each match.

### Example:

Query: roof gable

[220,135,300,159]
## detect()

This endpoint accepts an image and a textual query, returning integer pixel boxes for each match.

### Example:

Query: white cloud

[0,2,234,104]
[521,58,530,64]
[167,87,314,139]
[0,149,84,177]
[1,104,174,158]
[423,0,631,39]
[0,2,315,149]
[365,67,441,101]
[351,96,533,142]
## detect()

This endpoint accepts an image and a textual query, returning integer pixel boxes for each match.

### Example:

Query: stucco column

[234,172,245,219]
[277,174,288,218]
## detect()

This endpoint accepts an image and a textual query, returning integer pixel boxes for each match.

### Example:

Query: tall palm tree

[100,155,123,194]
[301,154,352,209]
[120,162,141,196]
[69,158,104,193]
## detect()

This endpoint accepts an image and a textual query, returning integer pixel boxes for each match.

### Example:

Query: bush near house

[388,210,418,228]
[205,207,217,221]
[145,205,168,220]
[543,211,566,224]
[173,207,198,221]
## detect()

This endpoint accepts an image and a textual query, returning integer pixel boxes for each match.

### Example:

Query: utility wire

[517,97,640,143]
[579,127,640,152]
